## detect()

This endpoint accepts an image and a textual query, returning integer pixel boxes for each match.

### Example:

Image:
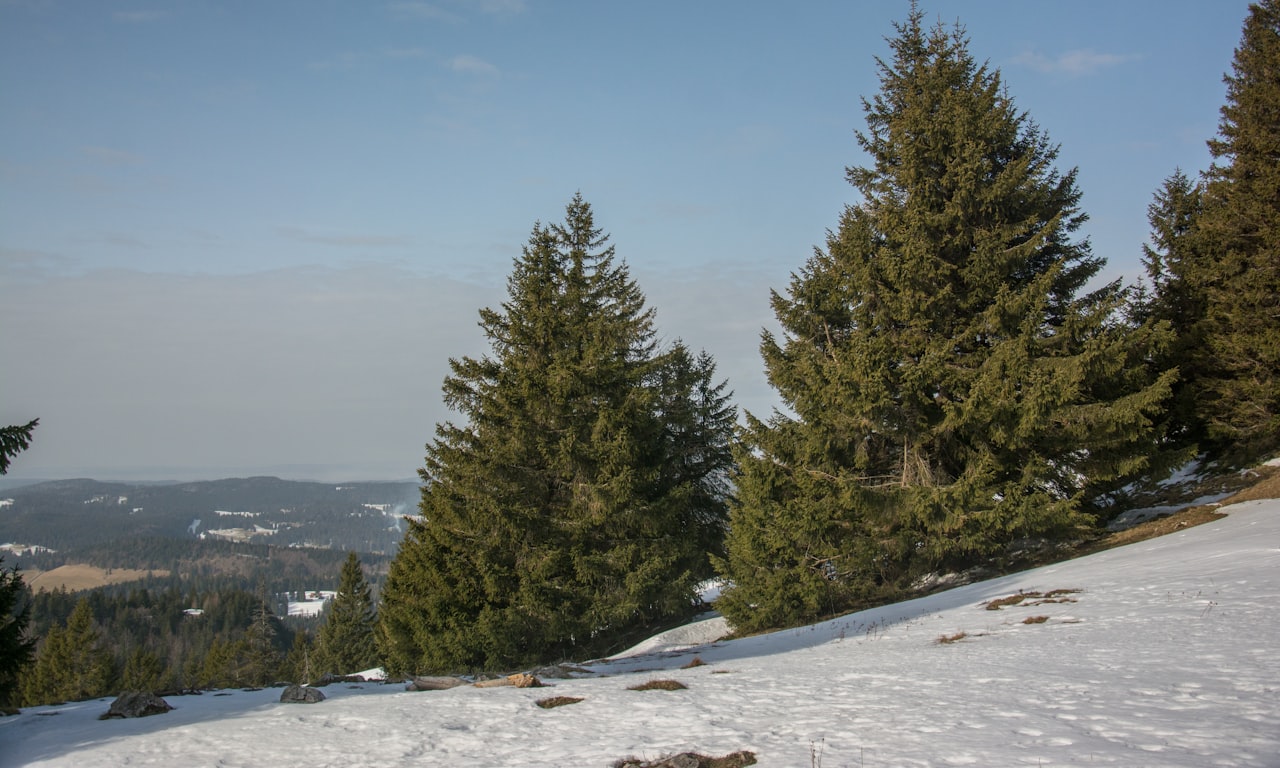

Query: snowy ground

[2,498,1277,767]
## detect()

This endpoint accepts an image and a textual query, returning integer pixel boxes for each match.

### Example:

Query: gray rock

[279,684,326,704]
[100,691,173,719]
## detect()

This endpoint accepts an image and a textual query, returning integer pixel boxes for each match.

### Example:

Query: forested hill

[0,476,420,557]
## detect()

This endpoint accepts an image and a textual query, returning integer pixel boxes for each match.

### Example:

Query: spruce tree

[1193,0,1280,462]
[716,8,1174,633]
[22,598,111,705]
[282,630,316,684]
[0,418,38,475]
[120,646,166,692]
[0,420,37,710]
[1139,170,1210,449]
[315,552,378,676]
[379,194,734,674]
[241,584,283,687]
[0,557,35,711]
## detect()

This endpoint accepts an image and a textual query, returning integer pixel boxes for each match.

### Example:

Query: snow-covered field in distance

[2,498,1277,767]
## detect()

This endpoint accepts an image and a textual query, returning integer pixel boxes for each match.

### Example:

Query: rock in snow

[278,685,326,704]
[99,692,172,719]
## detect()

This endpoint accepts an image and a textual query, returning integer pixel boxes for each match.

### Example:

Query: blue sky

[0,1,1250,481]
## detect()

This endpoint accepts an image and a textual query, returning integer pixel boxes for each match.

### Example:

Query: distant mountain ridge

[0,475,420,556]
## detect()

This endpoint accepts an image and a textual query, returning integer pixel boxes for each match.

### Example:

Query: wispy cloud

[81,146,144,165]
[113,10,167,23]
[100,233,150,248]
[449,54,499,76]
[0,248,76,280]
[473,0,525,15]
[385,47,429,59]
[388,2,461,22]
[309,48,431,71]
[1013,49,1139,76]
[307,51,371,71]
[389,0,524,22]
[279,227,411,248]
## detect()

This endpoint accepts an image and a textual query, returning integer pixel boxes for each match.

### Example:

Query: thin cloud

[0,248,76,280]
[101,233,150,248]
[385,47,429,59]
[279,226,411,248]
[389,0,524,22]
[388,2,461,22]
[449,54,499,76]
[81,146,144,165]
[1013,48,1139,76]
[113,10,167,23]
[474,0,525,15]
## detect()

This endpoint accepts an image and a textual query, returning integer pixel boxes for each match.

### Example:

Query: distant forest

[0,476,419,555]
[0,477,406,706]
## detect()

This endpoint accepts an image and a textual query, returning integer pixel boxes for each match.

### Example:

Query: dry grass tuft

[936,631,968,644]
[985,593,1030,610]
[985,589,1080,610]
[680,655,706,669]
[535,696,584,709]
[613,750,757,768]
[627,679,688,691]
[1022,615,1050,624]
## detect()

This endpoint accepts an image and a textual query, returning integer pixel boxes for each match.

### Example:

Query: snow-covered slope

[3,499,1277,767]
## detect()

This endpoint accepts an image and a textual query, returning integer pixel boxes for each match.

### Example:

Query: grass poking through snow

[628,679,688,691]
[535,696,584,709]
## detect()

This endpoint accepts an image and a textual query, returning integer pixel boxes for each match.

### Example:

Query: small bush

[627,679,687,691]
[535,696,584,709]
[681,655,706,669]
[1022,615,1049,624]
[936,631,968,644]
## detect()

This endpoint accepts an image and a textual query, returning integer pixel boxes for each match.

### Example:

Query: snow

[3,498,1278,767]
[288,591,337,618]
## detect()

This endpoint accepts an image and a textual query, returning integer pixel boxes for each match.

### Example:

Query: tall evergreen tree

[21,598,112,705]
[0,425,36,711]
[315,552,378,676]
[379,194,734,674]
[282,630,317,685]
[119,646,166,693]
[716,8,1174,633]
[1193,0,1280,462]
[1139,170,1210,448]
[0,557,35,711]
[241,582,283,687]
[0,418,38,475]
